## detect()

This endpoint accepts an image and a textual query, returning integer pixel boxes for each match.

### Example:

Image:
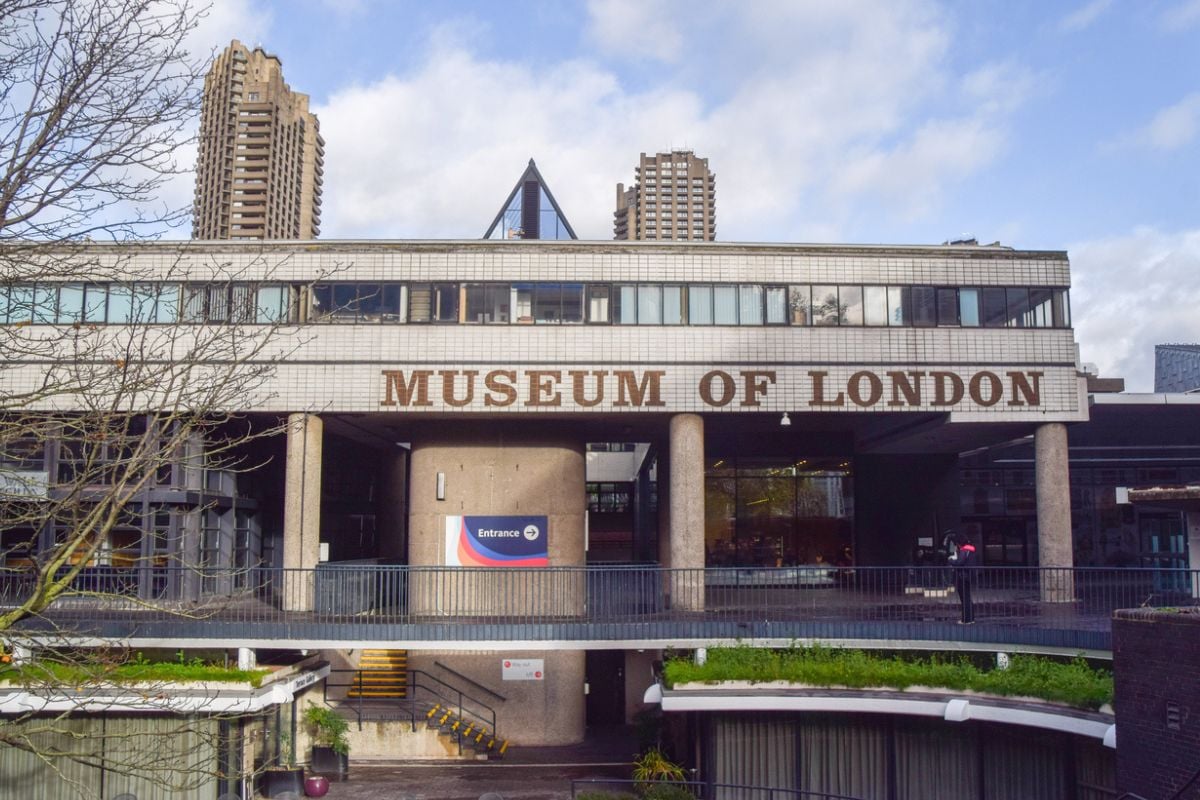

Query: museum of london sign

[380,367,1051,412]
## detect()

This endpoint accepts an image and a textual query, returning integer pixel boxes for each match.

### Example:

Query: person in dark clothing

[945,531,977,623]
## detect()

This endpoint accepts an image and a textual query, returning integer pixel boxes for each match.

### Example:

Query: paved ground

[319,729,636,800]
[321,761,632,799]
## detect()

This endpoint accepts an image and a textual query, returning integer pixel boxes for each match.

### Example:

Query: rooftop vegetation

[663,645,1113,711]
[0,651,271,688]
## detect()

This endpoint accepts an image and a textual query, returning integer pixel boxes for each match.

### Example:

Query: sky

[185,0,1200,391]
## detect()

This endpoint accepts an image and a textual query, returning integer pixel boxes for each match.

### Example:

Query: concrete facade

[1035,421,1075,601]
[283,412,323,611]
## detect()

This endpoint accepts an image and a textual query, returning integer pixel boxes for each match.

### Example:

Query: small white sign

[502,658,544,681]
[917,537,934,547]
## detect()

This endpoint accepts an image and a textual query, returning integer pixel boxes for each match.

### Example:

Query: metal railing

[571,778,866,800]
[321,667,498,754]
[3,564,1196,650]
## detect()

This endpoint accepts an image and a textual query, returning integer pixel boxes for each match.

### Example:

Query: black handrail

[434,660,508,702]
[572,778,866,800]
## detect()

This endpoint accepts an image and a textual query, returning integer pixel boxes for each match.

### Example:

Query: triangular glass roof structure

[483,159,578,240]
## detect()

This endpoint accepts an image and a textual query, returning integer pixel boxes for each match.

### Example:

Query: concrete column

[1187,511,1200,598]
[283,412,322,611]
[1035,422,1074,602]
[657,448,671,568]
[669,414,705,611]
[237,647,257,671]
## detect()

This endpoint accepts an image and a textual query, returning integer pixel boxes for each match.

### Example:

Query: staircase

[425,702,509,759]
[346,649,408,699]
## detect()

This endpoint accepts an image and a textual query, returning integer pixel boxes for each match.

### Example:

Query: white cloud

[1058,0,1113,32]
[1109,93,1200,153]
[316,2,1029,241]
[585,0,688,63]
[1160,0,1200,31]
[190,0,273,58]
[1071,227,1200,391]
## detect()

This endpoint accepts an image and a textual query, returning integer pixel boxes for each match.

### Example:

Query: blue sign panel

[444,515,549,567]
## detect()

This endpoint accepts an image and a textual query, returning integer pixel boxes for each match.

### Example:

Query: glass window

[766,286,787,324]
[713,286,737,324]
[911,287,936,327]
[432,283,458,322]
[887,286,910,326]
[616,284,637,324]
[332,284,357,320]
[840,286,863,326]
[638,284,663,324]
[863,286,888,326]
[383,284,407,322]
[663,285,684,325]
[588,285,610,323]
[561,283,584,323]
[466,283,506,324]
[1029,288,1053,328]
[511,283,533,322]
[812,286,840,325]
[311,284,335,322]
[936,288,958,326]
[354,283,384,322]
[535,283,563,323]
[107,284,133,324]
[207,285,229,322]
[30,284,56,324]
[1006,287,1031,328]
[408,283,432,322]
[230,283,255,323]
[788,286,810,325]
[1052,289,1070,327]
[981,288,1007,327]
[253,285,287,323]
[689,284,713,325]
[959,288,980,327]
[738,285,763,325]
[157,284,181,323]
[6,285,33,323]
[58,284,85,324]
[183,285,205,323]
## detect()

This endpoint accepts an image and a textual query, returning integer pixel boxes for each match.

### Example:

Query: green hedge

[663,646,1113,710]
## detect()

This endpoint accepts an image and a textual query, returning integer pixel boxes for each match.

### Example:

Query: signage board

[445,515,549,567]
[502,658,544,681]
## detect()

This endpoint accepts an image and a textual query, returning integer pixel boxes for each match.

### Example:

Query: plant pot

[305,774,330,797]
[310,746,349,779]
[263,767,305,797]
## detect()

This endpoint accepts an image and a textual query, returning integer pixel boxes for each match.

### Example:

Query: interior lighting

[780,412,791,427]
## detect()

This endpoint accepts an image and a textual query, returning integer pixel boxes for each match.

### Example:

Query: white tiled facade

[6,240,1084,421]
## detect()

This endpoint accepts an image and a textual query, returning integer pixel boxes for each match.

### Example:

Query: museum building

[0,231,1090,740]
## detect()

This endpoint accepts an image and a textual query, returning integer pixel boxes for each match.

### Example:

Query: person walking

[945,531,977,624]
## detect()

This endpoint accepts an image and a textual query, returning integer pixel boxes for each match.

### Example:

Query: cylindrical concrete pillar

[407,421,586,617]
[283,412,322,611]
[669,413,705,611]
[1035,422,1074,602]
[657,447,671,569]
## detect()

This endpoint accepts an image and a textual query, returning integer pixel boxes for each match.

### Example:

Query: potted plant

[304,704,350,779]
[262,730,305,798]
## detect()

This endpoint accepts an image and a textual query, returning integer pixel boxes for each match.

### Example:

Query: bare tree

[0,3,316,796]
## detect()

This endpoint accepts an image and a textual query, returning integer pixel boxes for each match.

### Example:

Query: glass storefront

[705,457,854,567]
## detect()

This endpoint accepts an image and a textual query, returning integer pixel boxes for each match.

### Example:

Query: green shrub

[662,645,1112,710]
[641,784,695,800]
[304,704,351,755]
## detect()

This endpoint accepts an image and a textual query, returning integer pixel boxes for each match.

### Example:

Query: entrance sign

[502,658,544,681]
[445,515,549,567]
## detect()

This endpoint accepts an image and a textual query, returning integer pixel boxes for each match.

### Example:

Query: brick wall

[1114,608,1200,799]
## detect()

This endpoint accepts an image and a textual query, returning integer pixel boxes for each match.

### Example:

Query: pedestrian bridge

[5,565,1195,657]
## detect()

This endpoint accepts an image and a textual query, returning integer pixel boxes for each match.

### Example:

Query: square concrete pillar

[1188,511,1200,598]
[668,414,705,611]
[1035,422,1074,602]
[283,412,322,611]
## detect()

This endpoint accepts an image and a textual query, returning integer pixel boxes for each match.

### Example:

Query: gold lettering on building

[439,370,478,407]
[484,370,518,407]
[614,370,666,407]
[526,370,563,407]
[381,369,434,407]
[931,371,964,406]
[886,371,925,407]
[848,371,883,407]
[568,370,608,407]
[740,371,776,407]
[699,370,735,407]
[808,371,845,407]
[969,371,1002,407]
[1006,371,1042,407]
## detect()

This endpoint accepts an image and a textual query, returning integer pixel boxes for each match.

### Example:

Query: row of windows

[0,281,1072,328]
